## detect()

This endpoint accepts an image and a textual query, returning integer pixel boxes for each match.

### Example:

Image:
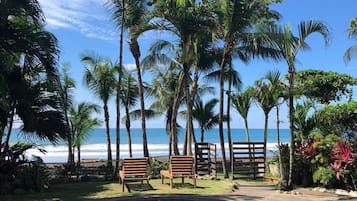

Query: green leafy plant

[313,166,336,188]
[15,157,50,192]
[147,159,168,179]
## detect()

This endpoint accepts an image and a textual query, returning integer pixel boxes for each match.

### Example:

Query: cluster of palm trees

[1,0,356,191]
[102,0,334,190]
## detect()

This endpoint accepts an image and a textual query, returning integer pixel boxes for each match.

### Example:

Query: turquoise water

[10,128,290,163]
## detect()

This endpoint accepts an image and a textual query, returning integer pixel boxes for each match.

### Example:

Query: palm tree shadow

[88,194,263,201]
[161,182,204,189]
[124,183,155,193]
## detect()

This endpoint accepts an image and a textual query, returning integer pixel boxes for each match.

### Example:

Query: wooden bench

[119,157,150,192]
[160,156,197,189]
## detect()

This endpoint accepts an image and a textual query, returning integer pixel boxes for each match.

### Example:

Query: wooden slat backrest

[170,156,194,175]
[122,158,148,177]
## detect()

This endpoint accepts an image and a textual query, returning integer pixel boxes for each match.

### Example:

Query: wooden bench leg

[181,177,184,184]
[161,175,164,184]
[193,177,196,188]
[170,178,173,189]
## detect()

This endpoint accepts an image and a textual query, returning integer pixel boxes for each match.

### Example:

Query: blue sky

[38,0,357,129]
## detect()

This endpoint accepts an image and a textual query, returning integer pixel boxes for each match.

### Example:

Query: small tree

[295,70,357,104]
[192,97,220,142]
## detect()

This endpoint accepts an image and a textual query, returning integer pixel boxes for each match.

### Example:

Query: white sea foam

[25,142,282,163]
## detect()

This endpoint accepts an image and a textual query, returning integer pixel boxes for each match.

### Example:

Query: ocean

[10,128,290,163]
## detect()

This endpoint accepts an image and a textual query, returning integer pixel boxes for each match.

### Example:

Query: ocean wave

[25,142,283,163]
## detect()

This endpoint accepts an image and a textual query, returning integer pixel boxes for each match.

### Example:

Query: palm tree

[82,55,116,167]
[192,97,220,142]
[253,78,276,161]
[58,63,76,167]
[294,101,316,145]
[152,0,217,156]
[266,21,330,190]
[0,0,59,77]
[106,0,125,172]
[206,58,243,160]
[215,0,281,178]
[142,40,182,156]
[231,87,254,143]
[0,0,66,153]
[120,70,139,158]
[344,17,357,63]
[70,102,101,167]
[262,70,286,186]
[110,0,155,158]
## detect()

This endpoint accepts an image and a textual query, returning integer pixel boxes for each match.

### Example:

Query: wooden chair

[160,156,197,189]
[119,157,150,192]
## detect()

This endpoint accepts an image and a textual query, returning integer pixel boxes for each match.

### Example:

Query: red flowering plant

[330,140,357,190]
[296,139,319,163]
[295,139,320,186]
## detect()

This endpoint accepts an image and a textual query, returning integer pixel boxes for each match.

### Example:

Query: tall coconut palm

[344,17,357,63]
[106,0,125,172]
[142,39,182,156]
[70,102,101,167]
[82,55,116,167]
[152,0,217,156]
[265,21,330,190]
[120,70,139,158]
[215,0,281,178]
[192,97,220,142]
[231,87,254,143]
[58,63,76,167]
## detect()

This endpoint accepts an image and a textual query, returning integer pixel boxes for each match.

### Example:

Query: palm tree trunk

[77,146,81,168]
[276,105,285,188]
[104,103,112,166]
[200,128,204,142]
[4,106,15,153]
[288,68,295,190]
[244,119,250,143]
[115,0,125,175]
[227,78,233,164]
[183,124,188,155]
[218,43,231,179]
[64,92,74,167]
[125,106,132,158]
[185,84,193,156]
[264,112,269,163]
[130,40,149,158]
[171,71,186,156]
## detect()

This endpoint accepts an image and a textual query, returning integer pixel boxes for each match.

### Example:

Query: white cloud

[39,0,117,41]
[124,63,136,72]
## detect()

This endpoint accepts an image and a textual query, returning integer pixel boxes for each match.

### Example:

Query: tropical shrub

[15,157,50,192]
[330,140,357,191]
[0,142,48,194]
[313,166,336,188]
[295,139,319,186]
[147,159,168,179]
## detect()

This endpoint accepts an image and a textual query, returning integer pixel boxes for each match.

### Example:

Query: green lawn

[3,178,246,201]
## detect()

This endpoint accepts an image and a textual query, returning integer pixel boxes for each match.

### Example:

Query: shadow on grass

[124,183,156,192]
[3,181,112,201]
[86,194,263,201]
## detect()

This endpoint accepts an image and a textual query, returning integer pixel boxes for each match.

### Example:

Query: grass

[3,177,242,201]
